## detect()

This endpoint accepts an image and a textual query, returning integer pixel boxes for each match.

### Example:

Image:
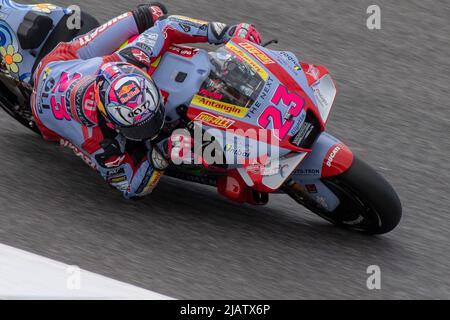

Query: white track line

[0,243,174,300]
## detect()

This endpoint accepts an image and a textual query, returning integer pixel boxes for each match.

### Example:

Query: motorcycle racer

[31,2,262,199]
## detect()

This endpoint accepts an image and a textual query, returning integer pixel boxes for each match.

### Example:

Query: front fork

[286,132,354,212]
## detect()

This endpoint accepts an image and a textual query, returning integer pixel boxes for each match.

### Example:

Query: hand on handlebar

[228,23,262,45]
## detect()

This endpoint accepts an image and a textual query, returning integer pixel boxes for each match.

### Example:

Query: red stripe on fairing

[187,107,309,153]
[232,38,326,131]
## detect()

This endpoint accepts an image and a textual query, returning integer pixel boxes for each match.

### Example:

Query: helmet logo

[107,77,152,126]
[117,80,142,104]
[130,101,150,117]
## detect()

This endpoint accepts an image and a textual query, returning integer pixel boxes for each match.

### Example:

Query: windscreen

[197,47,266,109]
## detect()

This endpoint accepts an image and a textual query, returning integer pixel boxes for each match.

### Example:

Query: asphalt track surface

[0,0,449,299]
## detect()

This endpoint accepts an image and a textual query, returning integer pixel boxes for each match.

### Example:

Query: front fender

[289,132,354,212]
[295,132,354,180]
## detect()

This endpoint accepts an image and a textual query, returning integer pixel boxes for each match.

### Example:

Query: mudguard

[289,132,354,212]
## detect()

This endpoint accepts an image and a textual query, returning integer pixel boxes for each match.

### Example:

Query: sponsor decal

[131,48,151,66]
[117,81,141,104]
[145,170,163,192]
[168,45,198,58]
[239,42,275,65]
[313,86,329,110]
[170,15,208,26]
[69,77,97,127]
[294,168,320,176]
[106,167,125,177]
[110,176,127,183]
[179,23,191,33]
[246,162,289,177]
[0,44,22,74]
[305,184,318,193]
[150,5,164,18]
[32,3,58,14]
[246,76,274,119]
[0,20,29,80]
[311,74,336,123]
[225,42,269,81]
[321,143,354,178]
[137,168,162,195]
[136,42,153,53]
[224,144,250,158]
[79,13,130,46]
[326,145,342,168]
[42,67,51,81]
[106,167,128,190]
[60,139,96,169]
[306,64,320,81]
[194,112,235,129]
[109,177,128,192]
[199,88,223,100]
[191,95,248,118]
[136,32,159,52]
[278,51,302,74]
[291,114,313,147]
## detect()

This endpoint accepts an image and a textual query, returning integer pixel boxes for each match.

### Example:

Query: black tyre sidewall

[322,157,402,234]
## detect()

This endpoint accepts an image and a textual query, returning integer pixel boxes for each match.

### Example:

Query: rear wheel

[287,157,402,234]
[0,73,40,134]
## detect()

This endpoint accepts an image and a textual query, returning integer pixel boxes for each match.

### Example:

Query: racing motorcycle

[0,1,402,234]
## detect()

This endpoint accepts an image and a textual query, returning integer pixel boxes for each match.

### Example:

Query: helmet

[94,62,164,141]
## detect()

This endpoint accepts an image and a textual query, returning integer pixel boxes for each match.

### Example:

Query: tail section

[0,1,66,82]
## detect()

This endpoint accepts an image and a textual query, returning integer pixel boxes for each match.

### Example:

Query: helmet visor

[117,100,165,141]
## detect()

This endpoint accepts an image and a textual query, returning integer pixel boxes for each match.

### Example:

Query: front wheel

[287,157,402,235]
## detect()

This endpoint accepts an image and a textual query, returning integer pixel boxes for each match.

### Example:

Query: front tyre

[285,157,402,235]
[318,157,402,234]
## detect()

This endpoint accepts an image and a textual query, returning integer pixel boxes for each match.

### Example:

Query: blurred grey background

[0,0,449,299]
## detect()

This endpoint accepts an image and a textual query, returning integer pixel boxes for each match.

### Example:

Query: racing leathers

[31,4,260,199]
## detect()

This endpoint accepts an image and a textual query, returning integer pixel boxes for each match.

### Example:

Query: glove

[133,2,167,33]
[149,2,168,18]
[227,23,262,45]
[149,144,169,171]
[95,138,126,168]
